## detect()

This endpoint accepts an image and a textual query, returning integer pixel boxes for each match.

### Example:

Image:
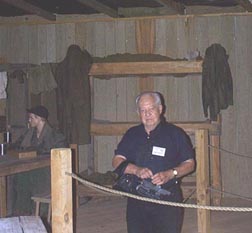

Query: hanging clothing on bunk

[202,43,234,121]
[26,63,57,94]
[54,45,93,144]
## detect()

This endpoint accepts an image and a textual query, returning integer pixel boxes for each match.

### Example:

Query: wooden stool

[31,194,51,223]
[31,144,79,223]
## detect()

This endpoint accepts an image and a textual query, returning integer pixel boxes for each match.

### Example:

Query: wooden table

[0,154,50,217]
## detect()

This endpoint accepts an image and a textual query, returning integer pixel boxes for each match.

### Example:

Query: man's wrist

[172,168,178,178]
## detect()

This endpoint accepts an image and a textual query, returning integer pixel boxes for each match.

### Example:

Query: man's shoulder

[162,121,187,135]
[127,123,143,133]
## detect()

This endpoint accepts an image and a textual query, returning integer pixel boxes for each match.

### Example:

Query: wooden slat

[89,60,203,76]
[0,216,47,232]
[90,121,220,136]
[135,19,155,92]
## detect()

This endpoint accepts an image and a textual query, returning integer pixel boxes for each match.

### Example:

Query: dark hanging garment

[202,44,233,121]
[55,45,93,144]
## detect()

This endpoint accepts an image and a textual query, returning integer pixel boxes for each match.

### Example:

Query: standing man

[112,91,195,233]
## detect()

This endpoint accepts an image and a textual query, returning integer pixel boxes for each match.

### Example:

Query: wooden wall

[0,13,252,197]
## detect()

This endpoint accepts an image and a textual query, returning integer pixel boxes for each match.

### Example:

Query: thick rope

[209,144,252,159]
[208,187,252,202]
[67,172,252,212]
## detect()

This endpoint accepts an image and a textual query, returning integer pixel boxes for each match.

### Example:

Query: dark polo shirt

[115,121,194,188]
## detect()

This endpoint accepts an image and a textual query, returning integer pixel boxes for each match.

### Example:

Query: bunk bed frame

[50,59,220,233]
[89,59,221,205]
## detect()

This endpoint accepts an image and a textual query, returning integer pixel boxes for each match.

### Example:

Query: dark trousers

[126,194,183,233]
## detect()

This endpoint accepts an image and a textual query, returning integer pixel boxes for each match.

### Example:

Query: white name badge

[152,146,166,157]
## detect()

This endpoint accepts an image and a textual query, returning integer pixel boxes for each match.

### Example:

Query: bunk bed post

[51,148,73,233]
[211,114,222,205]
[195,129,211,233]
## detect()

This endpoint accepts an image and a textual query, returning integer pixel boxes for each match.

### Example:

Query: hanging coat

[202,43,233,121]
[55,45,93,144]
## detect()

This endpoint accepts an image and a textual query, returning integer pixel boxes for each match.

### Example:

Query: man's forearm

[170,159,195,178]
[113,155,139,175]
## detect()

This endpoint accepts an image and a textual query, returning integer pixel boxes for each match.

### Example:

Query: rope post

[51,148,73,233]
[195,129,211,233]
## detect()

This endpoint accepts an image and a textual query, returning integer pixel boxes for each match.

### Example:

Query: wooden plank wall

[0,14,252,197]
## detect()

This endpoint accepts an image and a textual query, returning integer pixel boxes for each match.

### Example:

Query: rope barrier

[67,172,252,212]
[209,144,252,159]
[208,144,252,200]
[208,187,252,202]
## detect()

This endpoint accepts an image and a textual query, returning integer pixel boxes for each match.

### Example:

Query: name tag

[152,146,166,157]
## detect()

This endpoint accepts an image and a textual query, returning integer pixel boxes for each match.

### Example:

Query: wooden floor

[76,197,252,233]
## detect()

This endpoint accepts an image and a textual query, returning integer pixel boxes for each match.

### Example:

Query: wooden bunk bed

[48,59,222,233]
[87,59,221,203]
[73,59,220,233]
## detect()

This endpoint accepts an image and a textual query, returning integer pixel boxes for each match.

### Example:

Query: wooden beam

[0,177,7,217]
[237,0,252,12]
[90,121,220,136]
[135,19,155,92]
[1,0,56,21]
[0,156,50,177]
[89,60,203,76]
[76,0,121,18]
[210,114,222,206]
[51,148,73,233]
[154,0,185,14]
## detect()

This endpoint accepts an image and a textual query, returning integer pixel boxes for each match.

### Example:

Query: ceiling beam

[1,0,56,21]
[76,0,122,18]
[236,0,252,12]
[154,0,185,14]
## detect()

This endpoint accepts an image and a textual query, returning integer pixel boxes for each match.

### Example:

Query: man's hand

[151,170,173,186]
[113,155,153,179]
[135,167,153,179]
[151,159,195,186]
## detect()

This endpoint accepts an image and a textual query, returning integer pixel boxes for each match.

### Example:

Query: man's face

[28,113,41,128]
[138,95,162,132]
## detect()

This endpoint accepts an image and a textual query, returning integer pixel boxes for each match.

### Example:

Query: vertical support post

[70,144,79,210]
[51,148,73,233]
[89,76,95,175]
[136,19,155,92]
[0,176,7,217]
[211,114,222,205]
[195,129,211,233]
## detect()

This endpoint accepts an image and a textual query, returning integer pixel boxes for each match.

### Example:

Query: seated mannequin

[11,105,67,154]
[10,105,68,216]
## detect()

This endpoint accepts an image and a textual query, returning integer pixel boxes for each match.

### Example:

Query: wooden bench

[0,216,47,233]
